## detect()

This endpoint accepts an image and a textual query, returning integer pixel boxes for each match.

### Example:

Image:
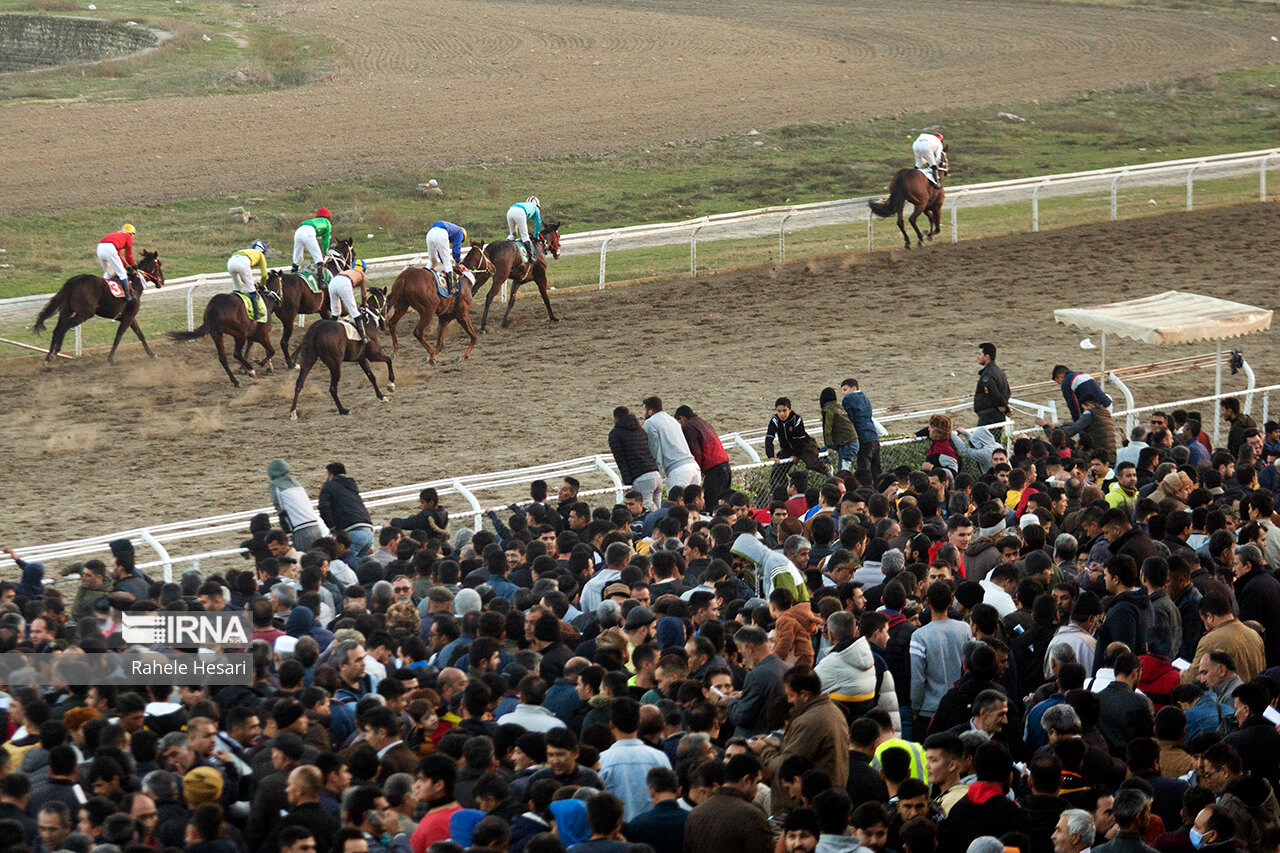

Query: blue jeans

[835,442,859,471]
[347,527,374,560]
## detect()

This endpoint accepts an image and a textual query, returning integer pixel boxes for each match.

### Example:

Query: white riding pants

[97,242,127,280]
[227,254,256,292]
[506,206,530,242]
[328,274,358,318]
[293,225,323,265]
[425,227,452,273]
[913,137,942,168]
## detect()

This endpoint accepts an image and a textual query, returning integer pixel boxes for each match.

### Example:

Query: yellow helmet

[121,224,137,235]
[461,227,468,244]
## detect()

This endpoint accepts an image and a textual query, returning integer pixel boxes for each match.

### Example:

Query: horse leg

[45,313,76,363]
[288,345,320,419]
[908,205,925,247]
[256,326,276,371]
[280,308,297,369]
[326,356,349,416]
[434,315,452,354]
[479,274,502,332]
[129,316,155,357]
[357,356,386,402]
[896,209,911,250]
[458,307,479,363]
[213,333,238,387]
[533,265,558,322]
[387,304,407,354]
[500,282,521,328]
[413,312,439,365]
[107,317,130,363]
[233,336,257,378]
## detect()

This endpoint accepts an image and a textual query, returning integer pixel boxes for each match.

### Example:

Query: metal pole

[1100,332,1107,389]
[1032,182,1047,232]
[594,456,625,503]
[187,278,197,331]
[1262,156,1271,202]
[1110,172,1125,221]
[950,201,958,243]
[690,226,703,278]
[138,529,173,584]
[778,213,794,265]
[866,210,873,252]
[1213,338,1223,447]
[598,234,616,290]
[1186,164,1199,211]
[74,325,81,358]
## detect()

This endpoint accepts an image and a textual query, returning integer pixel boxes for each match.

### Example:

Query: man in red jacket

[97,224,137,301]
[676,406,732,507]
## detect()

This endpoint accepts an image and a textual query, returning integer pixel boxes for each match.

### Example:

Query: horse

[473,220,561,331]
[288,297,394,418]
[262,237,354,367]
[868,153,948,249]
[383,245,490,364]
[166,291,276,386]
[33,250,166,364]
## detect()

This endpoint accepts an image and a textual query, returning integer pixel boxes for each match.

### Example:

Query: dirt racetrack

[3,202,1280,546]
[2,0,1274,214]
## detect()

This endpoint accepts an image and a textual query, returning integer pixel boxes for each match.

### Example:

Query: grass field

[0,0,333,103]
[1,64,1279,299]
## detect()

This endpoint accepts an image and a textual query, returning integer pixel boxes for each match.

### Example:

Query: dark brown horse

[262,237,354,367]
[384,245,490,364]
[166,292,276,386]
[288,296,394,418]
[473,221,561,331]
[868,154,947,249]
[33,251,165,364]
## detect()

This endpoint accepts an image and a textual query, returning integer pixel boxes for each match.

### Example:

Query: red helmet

[315,207,331,219]
[934,133,944,141]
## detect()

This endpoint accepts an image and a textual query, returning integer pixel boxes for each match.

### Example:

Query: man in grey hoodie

[642,397,701,495]
[267,459,329,551]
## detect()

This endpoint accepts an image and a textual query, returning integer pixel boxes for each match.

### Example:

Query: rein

[136,264,163,288]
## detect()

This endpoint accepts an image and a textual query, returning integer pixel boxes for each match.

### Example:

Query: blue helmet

[251,240,267,253]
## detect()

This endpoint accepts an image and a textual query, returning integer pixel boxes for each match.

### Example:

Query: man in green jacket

[291,207,332,273]
[820,387,859,471]
[71,560,110,620]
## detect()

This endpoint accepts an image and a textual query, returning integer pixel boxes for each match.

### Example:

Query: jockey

[97,224,136,302]
[506,196,542,263]
[228,241,269,322]
[912,132,945,186]
[292,207,332,273]
[426,220,467,296]
[328,259,369,342]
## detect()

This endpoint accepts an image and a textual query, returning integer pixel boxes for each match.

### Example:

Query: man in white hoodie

[814,612,900,733]
[642,396,701,491]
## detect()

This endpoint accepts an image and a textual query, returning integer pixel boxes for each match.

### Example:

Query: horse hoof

[428,358,437,367]
[248,370,257,379]
[379,395,387,403]
[338,408,350,416]
[292,363,300,370]
[550,316,560,323]
[289,410,298,421]
[458,356,466,364]
[232,379,240,388]
[387,382,395,392]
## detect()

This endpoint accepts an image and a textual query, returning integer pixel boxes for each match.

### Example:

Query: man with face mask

[1188,805,1236,852]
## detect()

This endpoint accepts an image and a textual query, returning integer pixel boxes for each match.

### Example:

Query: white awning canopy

[1053,290,1272,345]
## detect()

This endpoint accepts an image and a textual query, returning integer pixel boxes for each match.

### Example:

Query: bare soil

[0,0,1271,214]
[3,203,1280,546]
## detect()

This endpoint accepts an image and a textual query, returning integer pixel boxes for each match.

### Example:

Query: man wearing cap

[292,208,332,273]
[622,607,656,672]
[247,731,307,852]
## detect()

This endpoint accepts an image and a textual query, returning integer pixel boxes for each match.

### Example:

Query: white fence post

[594,455,625,503]
[451,478,483,528]
[866,209,873,252]
[950,201,958,244]
[74,325,81,358]
[1110,172,1126,221]
[690,225,703,278]
[778,213,794,265]
[1186,163,1201,211]
[187,276,200,331]
[1032,181,1049,232]
[138,528,173,583]
[598,233,617,290]
[731,433,761,464]
[1263,156,1273,202]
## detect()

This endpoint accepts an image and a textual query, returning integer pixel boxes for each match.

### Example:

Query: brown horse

[383,245,490,364]
[868,155,947,249]
[33,251,165,364]
[262,237,354,367]
[166,292,276,386]
[288,296,394,418]
[474,221,561,331]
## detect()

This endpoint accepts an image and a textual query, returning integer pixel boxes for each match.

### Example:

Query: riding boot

[290,263,299,274]
[251,292,265,322]
[354,314,368,343]
[523,240,536,263]
[119,276,134,302]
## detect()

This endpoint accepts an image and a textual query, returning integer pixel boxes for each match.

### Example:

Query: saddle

[919,167,941,188]
[427,269,451,299]
[234,291,266,322]
[337,318,362,341]
[298,268,333,293]
[515,242,533,263]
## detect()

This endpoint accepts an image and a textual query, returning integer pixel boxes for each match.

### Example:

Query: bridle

[135,260,164,288]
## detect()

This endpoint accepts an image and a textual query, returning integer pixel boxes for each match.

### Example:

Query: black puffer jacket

[609,413,658,484]
[318,475,373,531]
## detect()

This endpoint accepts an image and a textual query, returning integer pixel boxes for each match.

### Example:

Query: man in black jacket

[1222,681,1280,788]
[1230,544,1280,666]
[317,462,375,560]
[973,342,1011,431]
[939,741,1029,853]
[389,488,449,542]
[1093,553,1152,668]
[608,407,661,510]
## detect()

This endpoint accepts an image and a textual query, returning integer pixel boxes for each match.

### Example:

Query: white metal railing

[3,148,1279,341]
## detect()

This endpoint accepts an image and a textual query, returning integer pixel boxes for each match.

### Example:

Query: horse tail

[32,287,67,333]
[168,314,219,342]
[868,172,907,218]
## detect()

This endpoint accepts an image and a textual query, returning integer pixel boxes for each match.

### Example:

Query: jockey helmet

[934,133,944,141]
[121,224,137,235]
[251,240,267,253]
[460,227,468,244]
[315,207,331,219]
[526,196,540,207]
[352,259,367,271]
